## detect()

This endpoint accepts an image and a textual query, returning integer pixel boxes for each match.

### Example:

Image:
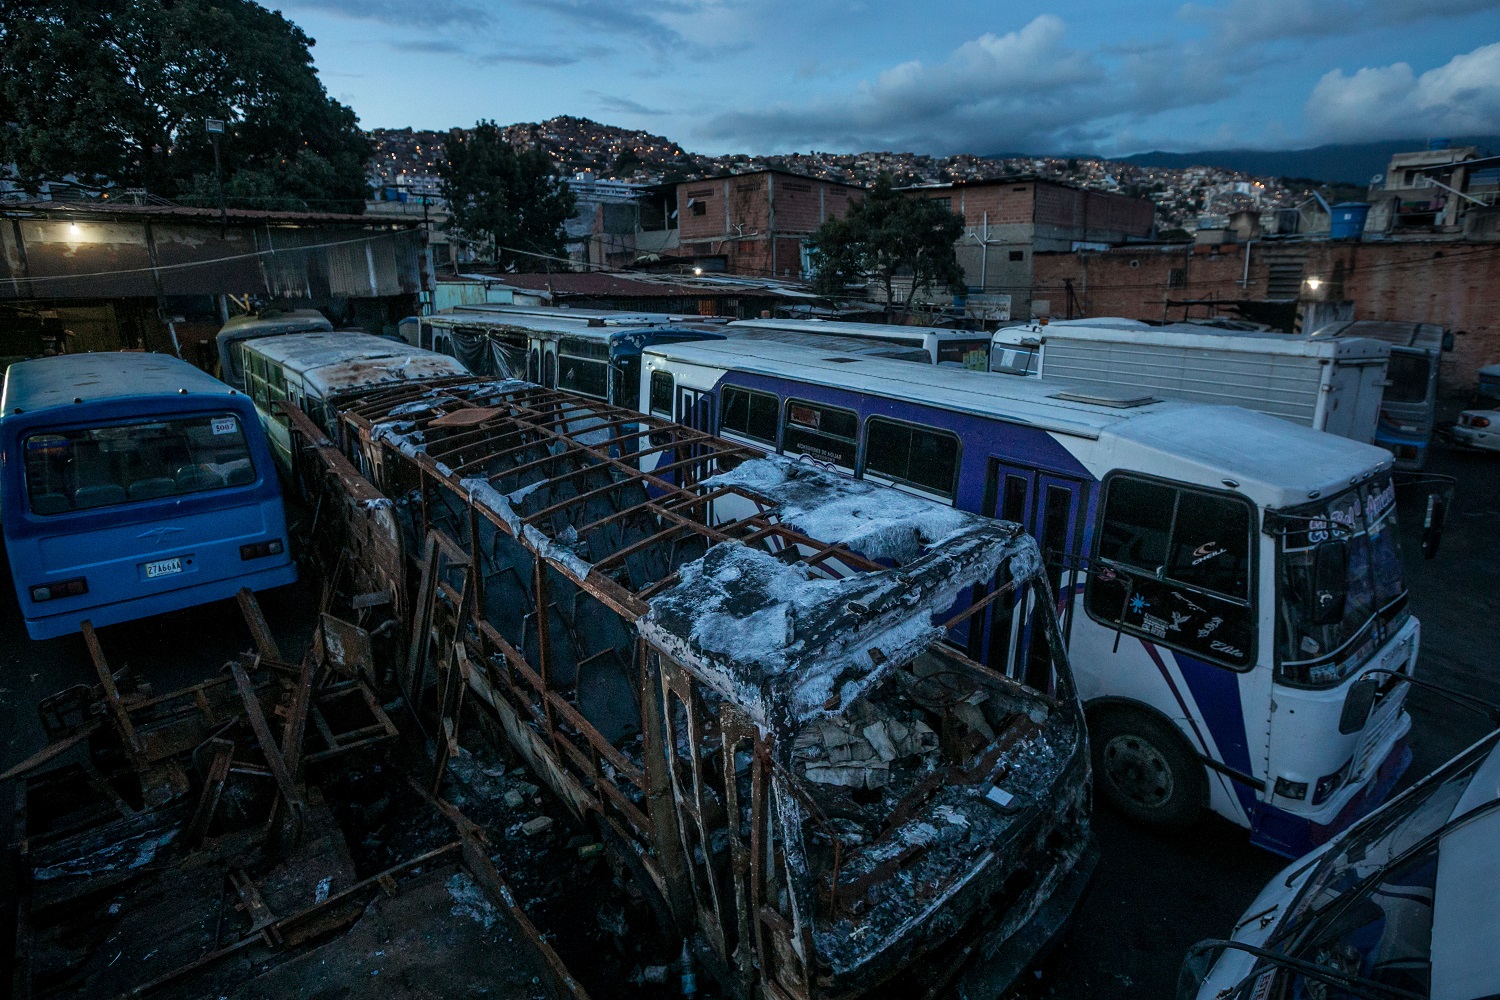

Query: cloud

[700,16,1225,155]
[281,0,489,27]
[1306,41,1500,141]
[1181,0,1500,48]
[385,37,582,66]
[588,92,668,116]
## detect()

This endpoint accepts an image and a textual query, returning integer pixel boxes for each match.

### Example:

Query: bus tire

[1089,707,1205,828]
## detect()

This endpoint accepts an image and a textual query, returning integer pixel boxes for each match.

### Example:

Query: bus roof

[722,325,932,362]
[998,320,1390,360]
[643,338,1393,507]
[248,332,468,396]
[215,309,333,346]
[427,311,722,343]
[1311,320,1450,352]
[728,318,988,344]
[449,303,716,326]
[3,352,236,416]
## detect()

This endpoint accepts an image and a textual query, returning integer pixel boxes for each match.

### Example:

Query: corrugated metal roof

[1,201,412,227]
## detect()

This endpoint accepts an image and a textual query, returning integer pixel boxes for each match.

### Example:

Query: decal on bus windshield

[211,417,238,435]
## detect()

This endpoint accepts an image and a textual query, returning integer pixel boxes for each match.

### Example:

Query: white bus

[728,318,993,369]
[639,337,1419,858]
[231,331,467,468]
[989,319,1391,445]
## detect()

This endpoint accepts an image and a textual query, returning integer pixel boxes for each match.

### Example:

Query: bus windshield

[23,413,256,515]
[1275,474,1406,686]
[1385,352,1431,404]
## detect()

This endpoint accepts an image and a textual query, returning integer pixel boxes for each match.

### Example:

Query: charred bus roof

[319,376,1091,997]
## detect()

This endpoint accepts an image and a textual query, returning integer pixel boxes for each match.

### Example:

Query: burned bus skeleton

[278,353,1093,998]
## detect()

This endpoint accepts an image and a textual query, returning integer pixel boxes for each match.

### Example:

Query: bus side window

[649,370,674,418]
[527,348,541,384]
[247,353,269,408]
[719,386,778,444]
[1086,474,1254,669]
[781,399,857,469]
[863,417,959,500]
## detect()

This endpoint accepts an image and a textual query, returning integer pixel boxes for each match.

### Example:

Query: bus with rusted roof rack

[266,332,1095,1000]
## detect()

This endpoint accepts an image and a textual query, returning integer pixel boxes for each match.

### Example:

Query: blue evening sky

[277,0,1500,156]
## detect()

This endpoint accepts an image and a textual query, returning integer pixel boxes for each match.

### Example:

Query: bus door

[675,387,715,488]
[973,461,1088,688]
[542,342,557,389]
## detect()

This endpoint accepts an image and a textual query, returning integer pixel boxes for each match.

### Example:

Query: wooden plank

[185,738,234,847]
[235,589,283,661]
[230,658,306,847]
[80,622,145,760]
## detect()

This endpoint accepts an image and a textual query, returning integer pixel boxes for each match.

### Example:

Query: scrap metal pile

[3,593,585,1000]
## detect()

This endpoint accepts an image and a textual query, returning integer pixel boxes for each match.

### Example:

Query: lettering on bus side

[780,398,857,469]
[1084,473,1256,669]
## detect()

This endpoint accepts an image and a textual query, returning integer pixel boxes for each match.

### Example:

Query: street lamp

[205,118,227,232]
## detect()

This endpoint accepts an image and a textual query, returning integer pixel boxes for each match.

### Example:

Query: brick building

[901,177,1156,317]
[590,169,862,279]
[1032,237,1500,389]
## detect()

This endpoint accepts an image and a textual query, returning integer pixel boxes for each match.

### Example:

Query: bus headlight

[30,577,88,602]
[1274,777,1309,801]
[240,539,284,560]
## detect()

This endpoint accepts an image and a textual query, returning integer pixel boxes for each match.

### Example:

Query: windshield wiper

[1184,939,1426,1000]
[1268,791,1500,953]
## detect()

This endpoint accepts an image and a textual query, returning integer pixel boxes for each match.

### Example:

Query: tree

[440,121,576,272]
[806,175,967,318]
[0,0,370,212]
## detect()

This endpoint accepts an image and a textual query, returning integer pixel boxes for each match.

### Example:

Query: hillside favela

[1,4,1498,1000]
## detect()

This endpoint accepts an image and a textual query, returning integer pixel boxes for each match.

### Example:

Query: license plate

[144,557,183,579]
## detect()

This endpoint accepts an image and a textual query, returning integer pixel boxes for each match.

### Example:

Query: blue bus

[415,310,724,409]
[641,337,1418,858]
[1312,320,1454,470]
[1,353,296,639]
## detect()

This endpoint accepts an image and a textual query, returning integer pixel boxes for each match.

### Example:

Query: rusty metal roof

[0,200,415,227]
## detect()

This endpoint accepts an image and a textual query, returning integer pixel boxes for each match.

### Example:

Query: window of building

[781,399,857,468]
[1085,474,1254,668]
[719,386,778,444]
[691,201,707,216]
[1168,267,1187,288]
[862,418,959,500]
[649,370,675,417]
[930,197,952,213]
[1009,250,1025,262]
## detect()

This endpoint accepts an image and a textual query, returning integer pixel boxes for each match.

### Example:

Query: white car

[1448,406,1500,453]
[1180,727,1500,1000]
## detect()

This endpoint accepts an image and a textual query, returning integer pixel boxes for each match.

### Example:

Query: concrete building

[590,169,863,279]
[1365,145,1500,235]
[900,176,1156,318]
[1032,235,1500,389]
[0,202,428,365]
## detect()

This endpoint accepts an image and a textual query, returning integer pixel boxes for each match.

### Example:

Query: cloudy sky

[279,0,1500,156]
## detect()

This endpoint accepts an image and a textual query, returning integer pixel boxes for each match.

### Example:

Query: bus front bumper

[1248,728,1411,858]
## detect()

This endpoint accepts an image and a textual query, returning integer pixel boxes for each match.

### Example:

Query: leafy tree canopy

[440,121,576,272]
[0,0,370,212]
[807,174,966,316]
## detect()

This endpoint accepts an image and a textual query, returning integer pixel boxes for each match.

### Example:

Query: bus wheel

[1090,709,1205,828]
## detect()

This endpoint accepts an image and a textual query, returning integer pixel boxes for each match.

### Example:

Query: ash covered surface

[786,653,1081,979]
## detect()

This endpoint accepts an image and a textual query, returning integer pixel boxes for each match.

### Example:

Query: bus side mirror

[1340,674,1381,734]
[1312,539,1349,624]
[1422,491,1449,560]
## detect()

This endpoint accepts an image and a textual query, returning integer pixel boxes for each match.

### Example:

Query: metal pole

[211,133,226,234]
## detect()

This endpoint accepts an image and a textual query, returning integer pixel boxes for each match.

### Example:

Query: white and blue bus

[1311,320,1454,470]
[639,337,1418,858]
[1,353,296,640]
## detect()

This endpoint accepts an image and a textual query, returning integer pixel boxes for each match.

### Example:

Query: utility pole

[205,118,227,234]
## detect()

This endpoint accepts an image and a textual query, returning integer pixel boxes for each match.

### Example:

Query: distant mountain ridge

[1108,137,1500,186]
